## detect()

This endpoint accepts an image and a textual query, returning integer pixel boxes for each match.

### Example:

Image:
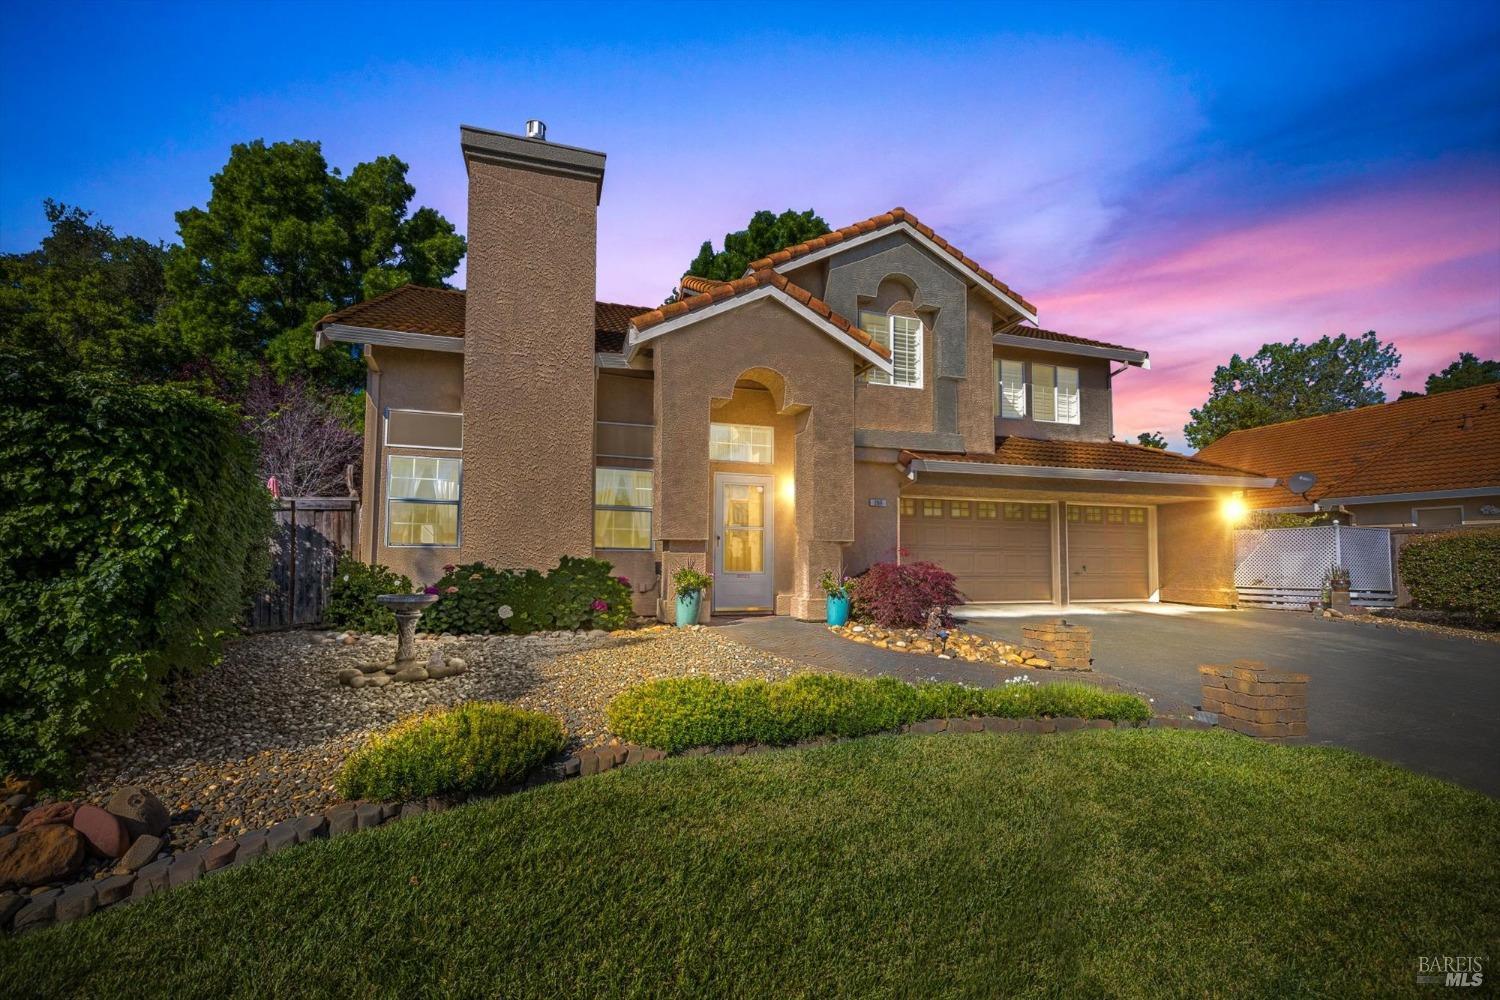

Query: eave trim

[1316,486,1500,507]
[905,457,1277,489]
[316,324,465,354]
[993,332,1150,368]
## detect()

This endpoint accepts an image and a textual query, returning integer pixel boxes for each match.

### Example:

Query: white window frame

[1412,505,1464,527]
[594,467,654,550]
[1031,363,1081,426]
[860,311,924,389]
[385,455,462,548]
[996,358,1026,418]
[709,423,774,464]
[382,408,463,451]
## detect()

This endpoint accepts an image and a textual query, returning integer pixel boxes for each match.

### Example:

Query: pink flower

[615,575,631,587]
[423,586,439,595]
[445,586,459,594]
[442,564,456,573]
[591,599,608,611]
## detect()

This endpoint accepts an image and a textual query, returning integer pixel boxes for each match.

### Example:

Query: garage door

[900,499,1053,602]
[1066,505,1150,600]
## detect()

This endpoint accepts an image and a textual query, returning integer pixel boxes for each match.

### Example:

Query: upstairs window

[387,456,461,546]
[860,311,923,388]
[1031,363,1080,425]
[996,359,1026,418]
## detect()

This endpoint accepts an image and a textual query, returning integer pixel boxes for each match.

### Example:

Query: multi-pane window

[709,423,773,464]
[387,456,461,546]
[1029,504,1051,521]
[1031,363,1080,425]
[901,498,916,516]
[860,311,923,388]
[922,499,944,517]
[996,359,1026,418]
[949,501,971,518]
[1127,508,1147,525]
[1004,502,1025,521]
[976,502,997,519]
[593,468,653,550]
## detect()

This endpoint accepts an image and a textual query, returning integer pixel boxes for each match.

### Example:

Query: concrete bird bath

[376,593,440,665]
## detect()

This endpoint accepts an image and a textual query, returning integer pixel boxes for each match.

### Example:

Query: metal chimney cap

[525,119,547,140]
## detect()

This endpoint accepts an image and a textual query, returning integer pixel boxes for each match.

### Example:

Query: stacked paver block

[1020,620,1093,671]
[1198,660,1308,738]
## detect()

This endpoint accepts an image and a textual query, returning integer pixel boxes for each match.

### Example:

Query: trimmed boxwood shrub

[336,702,565,801]
[1399,528,1500,624]
[323,555,413,633]
[606,673,1152,753]
[419,556,632,635]
[0,352,273,778]
[852,561,964,628]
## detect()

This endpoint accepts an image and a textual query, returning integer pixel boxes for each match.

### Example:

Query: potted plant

[672,566,712,627]
[1327,565,1352,615]
[820,569,854,627]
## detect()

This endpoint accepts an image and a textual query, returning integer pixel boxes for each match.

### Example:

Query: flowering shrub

[418,556,632,635]
[851,561,964,628]
[323,555,413,633]
[607,673,1151,753]
[1399,528,1500,624]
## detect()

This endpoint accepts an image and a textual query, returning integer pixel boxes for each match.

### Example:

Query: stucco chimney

[458,124,606,570]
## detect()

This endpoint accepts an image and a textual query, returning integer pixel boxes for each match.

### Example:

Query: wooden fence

[250,497,358,631]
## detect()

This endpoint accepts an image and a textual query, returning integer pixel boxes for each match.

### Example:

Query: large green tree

[1184,332,1401,449]
[1135,431,1168,449]
[166,139,465,390]
[0,201,177,376]
[1398,351,1500,399]
[684,209,831,285]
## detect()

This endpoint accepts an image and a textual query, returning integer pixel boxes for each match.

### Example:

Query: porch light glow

[1221,494,1249,524]
[780,478,795,504]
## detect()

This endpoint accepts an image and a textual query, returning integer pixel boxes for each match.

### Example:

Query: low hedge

[606,673,1152,754]
[0,352,273,779]
[323,555,413,633]
[1399,528,1500,624]
[336,702,566,801]
[419,556,632,635]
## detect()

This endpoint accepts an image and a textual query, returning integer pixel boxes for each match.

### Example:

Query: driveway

[958,605,1500,797]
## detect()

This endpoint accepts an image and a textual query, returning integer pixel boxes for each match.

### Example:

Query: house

[1195,384,1500,528]
[315,122,1276,620]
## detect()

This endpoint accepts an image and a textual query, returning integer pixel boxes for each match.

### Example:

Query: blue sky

[3,0,1497,446]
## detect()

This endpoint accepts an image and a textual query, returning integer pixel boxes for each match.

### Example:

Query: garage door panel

[1066,505,1150,601]
[900,500,1053,603]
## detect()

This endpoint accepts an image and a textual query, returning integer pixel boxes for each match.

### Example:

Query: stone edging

[5,714,1209,935]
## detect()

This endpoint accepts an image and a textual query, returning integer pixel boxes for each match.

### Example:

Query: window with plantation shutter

[997,359,1025,418]
[1031,363,1081,425]
[860,311,923,388]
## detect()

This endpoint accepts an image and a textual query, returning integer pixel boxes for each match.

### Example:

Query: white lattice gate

[1234,525,1394,609]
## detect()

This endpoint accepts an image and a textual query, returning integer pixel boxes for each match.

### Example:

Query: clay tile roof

[1004,326,1144,357]
[314,283,652,354]
[748,207,1038,316]
[628,269,891,360]
[315,283,466,337]
[679,274,730,295]
[1196,384,1500,508]
[901,437,1266,479]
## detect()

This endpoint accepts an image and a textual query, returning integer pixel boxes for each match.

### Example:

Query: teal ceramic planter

[675,590,703,627]
[826,593,851,627]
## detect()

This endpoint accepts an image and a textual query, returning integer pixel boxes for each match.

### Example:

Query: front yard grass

[6,729,1497,998]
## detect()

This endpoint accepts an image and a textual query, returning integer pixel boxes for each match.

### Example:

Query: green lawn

[6,730,1497,998]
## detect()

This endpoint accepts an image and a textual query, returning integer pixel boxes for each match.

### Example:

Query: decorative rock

[562,757,582,778]
[445,657,466,670]
[326,804,358,838]
[54,882,98,923]
[233,830,267,864]
[379,802,400,822]
[266,820,298,854]
[94,873,136,906]
[295,814,328,842]
[105,786,170,840]
[130,858,173,899]
[203,839,238,871]
[355,802,383,830]
[1,776,43,798]
[357,661,386,674]
[392,665,429,683]
[167,852,205,888]
[341,633,359,645]
[399,801,426,822]
[0,804,21,828]
[981,716,1019,732]
[18,800,77,831]
[12,889,59,933]
[1052,717,1085,733]
[0,824,87,888]
[364,672,392,688]
[337,667,362,685]
[427,648,445,670]
[347,674,369,689]
[427,661,466,680]
[0,891,26,929]
[424,797,448,814]
[73,804,130,858]
[117,833,164,873]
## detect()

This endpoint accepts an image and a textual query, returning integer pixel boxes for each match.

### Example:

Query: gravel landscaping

[75,626,802,851]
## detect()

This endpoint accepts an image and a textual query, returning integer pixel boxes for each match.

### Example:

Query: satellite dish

[1286,471,1318,497]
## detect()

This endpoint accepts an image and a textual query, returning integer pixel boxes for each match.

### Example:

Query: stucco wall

[1346,495,1500,527]
[1157,500,1237,606]
[653,296,857,619]
[360,346,465,584]
[849,456,905,573]
[992,345,1115,443]
[460,153,597,571]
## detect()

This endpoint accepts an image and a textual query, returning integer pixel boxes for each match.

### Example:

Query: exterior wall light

[1221,494,1249,524]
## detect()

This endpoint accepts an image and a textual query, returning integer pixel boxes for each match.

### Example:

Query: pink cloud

[1036,174,1500,447]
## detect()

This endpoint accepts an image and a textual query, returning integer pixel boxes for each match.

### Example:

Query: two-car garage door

[899,500,1151,602]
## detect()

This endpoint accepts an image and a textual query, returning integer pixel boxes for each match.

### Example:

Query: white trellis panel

[1234,525,1394,609]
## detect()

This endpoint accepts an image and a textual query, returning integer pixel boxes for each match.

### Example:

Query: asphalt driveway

[960,606,1500,797]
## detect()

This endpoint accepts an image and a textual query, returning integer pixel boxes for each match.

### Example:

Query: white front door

[713,472,775,612]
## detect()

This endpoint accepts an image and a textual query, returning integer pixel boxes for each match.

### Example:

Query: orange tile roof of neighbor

[902,438,1266,479]
[747,207,1039,316]
[1194,383,1500,507]
[1004,326,1144,356]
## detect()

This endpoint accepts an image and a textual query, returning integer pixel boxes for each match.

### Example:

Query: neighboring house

[316,123,1275,620]
[1195,384,1500,528]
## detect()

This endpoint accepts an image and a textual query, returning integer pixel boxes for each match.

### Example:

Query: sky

[3,0,1498,450]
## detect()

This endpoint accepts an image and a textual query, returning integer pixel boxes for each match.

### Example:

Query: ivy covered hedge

[0,353,273,778]
[1399,528,1500,624]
